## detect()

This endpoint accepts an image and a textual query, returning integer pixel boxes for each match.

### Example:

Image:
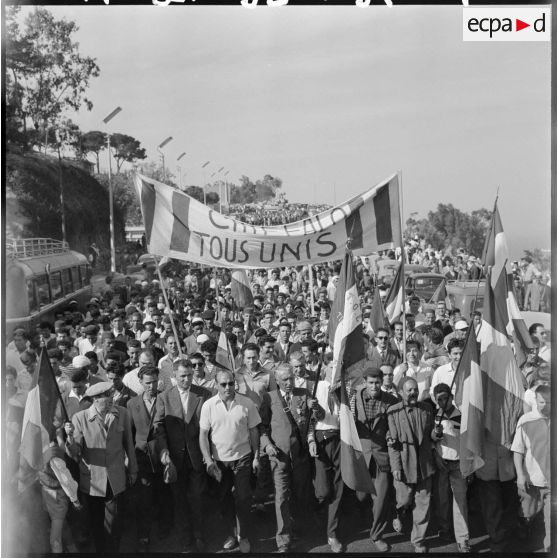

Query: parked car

[375,261,430,287]
[405,272,446,303]
[446,280,485,317]
[125,253,161,276]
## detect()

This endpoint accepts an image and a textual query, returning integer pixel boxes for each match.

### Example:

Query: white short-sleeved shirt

[430,363,457,403]
[200,393,261,462]
[511,410,550,487]
[314,380,340,431]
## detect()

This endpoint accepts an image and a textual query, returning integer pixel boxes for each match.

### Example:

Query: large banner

[133,173,401,269]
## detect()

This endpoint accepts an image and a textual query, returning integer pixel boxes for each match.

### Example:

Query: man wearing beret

[65,382,138,553]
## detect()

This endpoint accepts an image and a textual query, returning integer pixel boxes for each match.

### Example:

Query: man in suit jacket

[368,328,401,369]
[260,364,324,553]
[274,323,301,363]
[524,274,551,312]
[352,368,399,552]
[387,378,436,553]
[154,358,211,551]
[127,366,172,550]
[65,382,138,553]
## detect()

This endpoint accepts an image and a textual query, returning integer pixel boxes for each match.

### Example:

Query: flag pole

[214,267,221,326]
[40,346,70,424]
[154,256,183,357]
[308,264,316,317]
[398,171,407,363]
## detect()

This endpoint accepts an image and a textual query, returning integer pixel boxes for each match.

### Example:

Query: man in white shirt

[199,370,261,553]
[394,341,434,403]
[430,339,463,404]
[157,335,181,391]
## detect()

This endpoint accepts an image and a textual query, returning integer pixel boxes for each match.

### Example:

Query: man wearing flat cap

[65,382,138,553]
[202,309,221,342]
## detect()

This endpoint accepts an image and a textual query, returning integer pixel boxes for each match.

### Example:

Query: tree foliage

[80,130,106,173]
[110,133,147,172]
[229,174,282,204]
[405,204,492,257]
[6,7,100,150]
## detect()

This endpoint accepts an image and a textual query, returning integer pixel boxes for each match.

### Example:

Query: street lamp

[217,166,225,213]
[103,106,122,273]
[224,170,230,209]
[201,161,210,204]
[157,136,173,182]
[177,152,186,190]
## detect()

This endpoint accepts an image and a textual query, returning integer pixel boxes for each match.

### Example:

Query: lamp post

[201,161,210,204]
[177,152,186,190]
[224,170,230,210]
[217,166,224,213]
[157,136,173,182]
[103,106,122,274]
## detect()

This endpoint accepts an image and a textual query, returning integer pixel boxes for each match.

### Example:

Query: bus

[5,238,92,340]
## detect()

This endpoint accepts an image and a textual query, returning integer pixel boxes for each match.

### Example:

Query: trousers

[313,432,343,538]
[394,476,432,545]
[518,484,550,550]
[85,486,121,553]
[436,460,469,544]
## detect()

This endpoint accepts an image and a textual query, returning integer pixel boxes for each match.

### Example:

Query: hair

[39,321,53,331]
[69,367,88,383]
[274,362,293,378]
[84,351,99,363]
[138,365,159,380]
[409,295,421,304]
[215,369,234,384]
[189,352,205,363]
[127,339,141,349]
[424,327,444,346]
[375,327,390,337]
[534,383,550,397]
[300,339,319,352]
[106,363,125,377]
[433,382,452,397]
[450,308,461,317]
[47,348,62,360]
[172,357,192,371]
[260,335,277,346]
[405,340,420,352]
[528,323,545,335]
[289,351,305,363]
[231,320,244,330]
[242,342,260,355]
[447,338,465,353]
[363,367,383,381]
[106,351,123,363]
[200,339,217,353]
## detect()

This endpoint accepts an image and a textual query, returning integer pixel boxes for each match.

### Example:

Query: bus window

[50,271,63,301]
[27,280,38,314]
[79,265,88,287]
[35,275,51,308]
[62,268,73,294]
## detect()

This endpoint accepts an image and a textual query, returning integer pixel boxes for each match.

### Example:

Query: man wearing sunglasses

[199,370,262,553]
[368,328,400,370]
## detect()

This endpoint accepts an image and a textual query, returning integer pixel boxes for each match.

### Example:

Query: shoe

[239,538,251,553]
[328,537,343,553]
[458,541,471,553]
[392,517,403,534]
[372,539,390,552]
[223,535,239,550]
[195,537,206,552]
[277,545,290,553]
[413,543,427,553]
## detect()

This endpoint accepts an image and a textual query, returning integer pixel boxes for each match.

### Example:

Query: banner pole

[308,264,316,317]
[214,267,221,326]
[398,171,407,364]
[154,257,183,357]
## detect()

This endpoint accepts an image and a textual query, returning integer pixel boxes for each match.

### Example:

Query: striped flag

[482,203,533,365]
[369,284,389,334]
[455,268,525,477]
[215,330,236,371]
[230,270,254,310]
[328,250,374,494]
[19,349,66,491]
[133,173,401,268]
[384,262,404,324]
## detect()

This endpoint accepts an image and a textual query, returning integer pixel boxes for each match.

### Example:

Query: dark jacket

[127,394,160,473]
[387,400,436,484]
[154,384,211,472]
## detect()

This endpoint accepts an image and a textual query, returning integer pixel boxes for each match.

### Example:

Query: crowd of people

[4,241,551,555]
[228,202,330,227]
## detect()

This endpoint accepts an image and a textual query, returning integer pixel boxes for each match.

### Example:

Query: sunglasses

[192,362,204,367]
[377,336,389,340]
[219,381,235,387]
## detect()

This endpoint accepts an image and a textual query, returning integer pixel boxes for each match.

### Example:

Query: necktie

[285,393,291,406]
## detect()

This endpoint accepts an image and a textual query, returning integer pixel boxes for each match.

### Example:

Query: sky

[20,5,552,257]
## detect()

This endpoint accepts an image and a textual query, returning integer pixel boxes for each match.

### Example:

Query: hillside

[5,147,125,258]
